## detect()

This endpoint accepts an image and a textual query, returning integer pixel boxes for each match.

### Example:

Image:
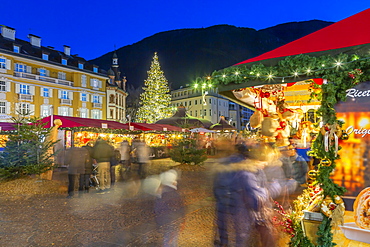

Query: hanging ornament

[320,159,332,167]
[308,170,318,180]
[340,130,349,140]
[307,150,316,157]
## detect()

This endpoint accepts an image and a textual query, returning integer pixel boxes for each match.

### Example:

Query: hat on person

[160,169,178,190]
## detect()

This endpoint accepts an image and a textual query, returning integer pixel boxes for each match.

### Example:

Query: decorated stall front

[41,115,186,159]
[209,8,370,246]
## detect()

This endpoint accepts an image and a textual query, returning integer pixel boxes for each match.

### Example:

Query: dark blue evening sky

[2,1,368,60]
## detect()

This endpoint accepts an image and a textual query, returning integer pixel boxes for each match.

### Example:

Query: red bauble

[280,121,287,128]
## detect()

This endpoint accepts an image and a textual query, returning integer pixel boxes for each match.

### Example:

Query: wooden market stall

[209,8,370,246]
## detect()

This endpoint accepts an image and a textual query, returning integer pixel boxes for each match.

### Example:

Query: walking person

[92,138,114,192]
[80,144,94,194]
[135,140,151,178]
[117,140,132,180]
[110,149,121,187]
[64,147,90,198]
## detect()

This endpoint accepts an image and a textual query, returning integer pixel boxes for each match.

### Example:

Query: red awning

[41,115,129,129]
[235,8,370,65]
[122,122,185,132]
[0,122,18,131]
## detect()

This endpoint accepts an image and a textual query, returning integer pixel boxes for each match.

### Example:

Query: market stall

[209,8,370,246]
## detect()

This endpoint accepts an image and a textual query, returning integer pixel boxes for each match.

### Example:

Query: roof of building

[0,27,106,76]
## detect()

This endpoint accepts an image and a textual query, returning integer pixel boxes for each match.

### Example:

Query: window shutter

[30,104,35,115]
[26,66,32,73]
[69,91,73,100]
[58,107,62,115]
[90,79,93,87]
[15,103,19,114]
[30,86,35,95]
[58,90,61,99]
[49,88,53,98]
[5,81,11,92]
[46,70,50,77]
[68,108,73,116]
[37,68,40,74]
[6,102,10,114]
[98,80,102,88]
[6,60,11,70]
[15,84,20,93]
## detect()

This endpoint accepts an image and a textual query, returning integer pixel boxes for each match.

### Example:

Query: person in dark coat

[110,149,121,186]
[92,139,114,191]
[211,142,275,247]
[80,144,94,193]
[64,147,90,198]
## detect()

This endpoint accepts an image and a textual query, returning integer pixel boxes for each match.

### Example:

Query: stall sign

[335,81,370,196]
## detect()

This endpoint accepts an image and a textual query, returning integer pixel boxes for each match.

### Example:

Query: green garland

[210,52,370,246]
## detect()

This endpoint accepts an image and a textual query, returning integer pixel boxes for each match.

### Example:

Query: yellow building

[0,25,107,121]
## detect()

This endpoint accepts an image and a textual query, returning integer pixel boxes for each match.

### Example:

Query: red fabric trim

[235,8,370,65]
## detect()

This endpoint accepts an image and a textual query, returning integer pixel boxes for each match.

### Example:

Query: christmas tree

[136,52,172,123]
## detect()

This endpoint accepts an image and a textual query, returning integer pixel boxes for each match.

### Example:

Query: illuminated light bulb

[222,74,226,78]
[268,74,273,79]
[294,72,298,76]
[256,73,260,77]
[235,71,239,75]
[322,64,325,67]
[207,76,211,80]
[282,78,285,83]
[307,69,311,73]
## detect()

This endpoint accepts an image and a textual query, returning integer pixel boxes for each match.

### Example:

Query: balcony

[93,103,102,108]
[18,94,33,101]
[60,99,72,105]
[14,72,74,86]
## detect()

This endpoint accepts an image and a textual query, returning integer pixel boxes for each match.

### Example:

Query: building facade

[0,25,107,121]
[170,84,253,130]
[171,85,229,124]
[106,52,128,123]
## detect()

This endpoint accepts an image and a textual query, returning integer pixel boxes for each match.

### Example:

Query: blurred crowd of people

[210,136,312,247]
[64,137,151,198]
[62,133,314,246]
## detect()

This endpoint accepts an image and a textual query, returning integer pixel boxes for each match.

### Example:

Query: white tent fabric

[189,127,215,133]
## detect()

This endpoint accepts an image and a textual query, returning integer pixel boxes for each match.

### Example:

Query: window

[81,93,87,102]
[209,109,212,116]
[80,108,88,118]
[204,109,207,116]
[195,100,198,105]
[189,101,191,106]
[109,94,115,103]
[59,106,69,116]
[39,68,47,76]
[19,84,30,94]
[0,102,6,114]
[0,81,6,92]
[0,57,6,69]
[92,95,101,103]
[195,110,198,117]
[190,111,192,116]
[13,46,20,53]
[78,63,84,69]
[58,72,66,80]
[91,109,102,119]
[15,63,27,72]
[42,88,50,97]
[41,105,51,117]
[209,98,212,104]
[93,67,98,73]
[42,53,48,60]
[81,75,87,87]
[61,58,67,65]
[19,103,30,115]
[184,102,187,106]
[61,90,69,99]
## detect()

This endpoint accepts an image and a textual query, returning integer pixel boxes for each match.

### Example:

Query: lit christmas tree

[136,52,172,123]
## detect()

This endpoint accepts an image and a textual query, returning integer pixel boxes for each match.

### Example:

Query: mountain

[89,20,333,90]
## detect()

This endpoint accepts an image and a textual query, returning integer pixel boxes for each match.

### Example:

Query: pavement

[0,159,220,247]
[0,158,305,247]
